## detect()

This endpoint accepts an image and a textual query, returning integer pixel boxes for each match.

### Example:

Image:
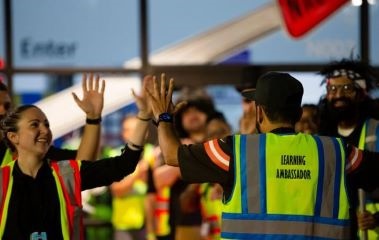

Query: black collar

[270,127,296,134]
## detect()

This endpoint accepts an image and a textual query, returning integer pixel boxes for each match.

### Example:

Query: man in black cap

[146,72,379,239]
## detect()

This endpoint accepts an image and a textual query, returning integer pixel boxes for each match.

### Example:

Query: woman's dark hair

[0,105,38,152]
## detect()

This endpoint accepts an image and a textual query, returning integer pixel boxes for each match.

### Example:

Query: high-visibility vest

[0,148,15,167]
[155,187,171,236]
[0,160,83,239]
[112,179,147,230]
[222,133,350,239]
[199,183,222,240]
[358,118,379,239]
[107,145,149,231]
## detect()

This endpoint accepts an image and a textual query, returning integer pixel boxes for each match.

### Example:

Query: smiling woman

[0,105,51,163]
[0,75,152,239]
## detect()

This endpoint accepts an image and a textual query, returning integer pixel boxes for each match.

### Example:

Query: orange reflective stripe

[204,139,230,171]
[346,146,363,173]
[51,160,83,240]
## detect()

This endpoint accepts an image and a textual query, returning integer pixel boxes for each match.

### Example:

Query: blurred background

[0,0,378,145]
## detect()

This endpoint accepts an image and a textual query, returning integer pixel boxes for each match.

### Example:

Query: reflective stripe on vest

[0,161,82,239]
[155,187,170,236]
[222,133,350,239]
[51,160,83,240]
[200,183,222,237]
[0,148,14,167]
[358,118,379,239]
[358,118,379,151]
[0,161,14,236]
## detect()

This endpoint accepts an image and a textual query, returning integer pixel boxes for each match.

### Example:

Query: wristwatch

[156,112,173,125]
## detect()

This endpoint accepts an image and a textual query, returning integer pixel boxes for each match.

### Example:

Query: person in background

[0,74,151,239]
[153,83,215,240]
[318,58,379,239]
[146,72,379,239]
[295,104,319,134]
[110,115,149,240]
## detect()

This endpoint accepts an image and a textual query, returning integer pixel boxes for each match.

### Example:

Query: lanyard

[30,232,47,240]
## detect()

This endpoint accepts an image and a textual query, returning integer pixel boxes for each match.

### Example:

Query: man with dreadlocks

[318,58,379,239]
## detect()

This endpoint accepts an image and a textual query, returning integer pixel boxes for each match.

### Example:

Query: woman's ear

[7,132,19,146]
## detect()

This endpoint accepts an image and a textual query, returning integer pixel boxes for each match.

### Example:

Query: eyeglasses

[326,83,356,95]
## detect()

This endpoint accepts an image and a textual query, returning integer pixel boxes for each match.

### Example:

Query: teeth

[37,139,48,142]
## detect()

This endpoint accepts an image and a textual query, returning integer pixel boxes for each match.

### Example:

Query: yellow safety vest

[0,148,14,167]
[109,144,151,231]
[199,183,222,240]
[222,133,350,239]
[0,160,83,239]
[155,187,171,236]
[358,118,379,239]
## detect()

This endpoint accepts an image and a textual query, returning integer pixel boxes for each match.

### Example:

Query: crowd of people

[1,58,379,240]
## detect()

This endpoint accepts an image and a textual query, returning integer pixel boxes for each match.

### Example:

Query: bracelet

[137,115,151,121]
[86,117,102,125]
[127,141,144,150]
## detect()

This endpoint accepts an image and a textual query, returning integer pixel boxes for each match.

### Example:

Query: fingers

[100,79,105,94]
[153,76,159,99]
[95,74,100,91]
[82,73,88,92]
[160,73,166,98]
[89,73,94,91]
[72,92,81,106]
[166,78,174,106]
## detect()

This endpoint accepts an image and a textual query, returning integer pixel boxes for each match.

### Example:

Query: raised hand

[72,73,105,119]
[144,73,174,120]
[132,75,153,120]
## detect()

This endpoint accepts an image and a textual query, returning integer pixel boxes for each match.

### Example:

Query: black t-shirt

[2,145,142,239]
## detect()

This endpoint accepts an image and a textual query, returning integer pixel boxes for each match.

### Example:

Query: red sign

[0,58,4,69]
[278,0,349,38]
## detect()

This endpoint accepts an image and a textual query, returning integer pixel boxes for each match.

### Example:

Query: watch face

[159,113,173,122]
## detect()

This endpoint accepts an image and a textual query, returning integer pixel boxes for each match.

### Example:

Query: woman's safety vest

[0,160,83,240]
[0,148,15,167]
[222,133,350,239]
[358,118,379,239]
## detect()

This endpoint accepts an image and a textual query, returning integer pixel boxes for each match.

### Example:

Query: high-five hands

[72,73,105,119]
[144,73,175,121]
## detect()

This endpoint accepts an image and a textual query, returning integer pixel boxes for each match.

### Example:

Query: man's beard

[327,97,358,123]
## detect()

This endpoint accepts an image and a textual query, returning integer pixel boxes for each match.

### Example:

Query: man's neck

[189,132,206,143]
[265,122,294,133]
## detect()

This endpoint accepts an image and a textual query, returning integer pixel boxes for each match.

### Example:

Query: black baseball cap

[242,72,303,109]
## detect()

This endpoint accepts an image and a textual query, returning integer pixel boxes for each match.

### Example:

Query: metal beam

[360,0,370,63]
[139,0,149,75]
[3,0,13,93]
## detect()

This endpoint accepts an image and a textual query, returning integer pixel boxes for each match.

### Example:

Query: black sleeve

[46,145,77,161]
[80,145,142,190]
[347,146,379,192]
[178,136,233,184]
